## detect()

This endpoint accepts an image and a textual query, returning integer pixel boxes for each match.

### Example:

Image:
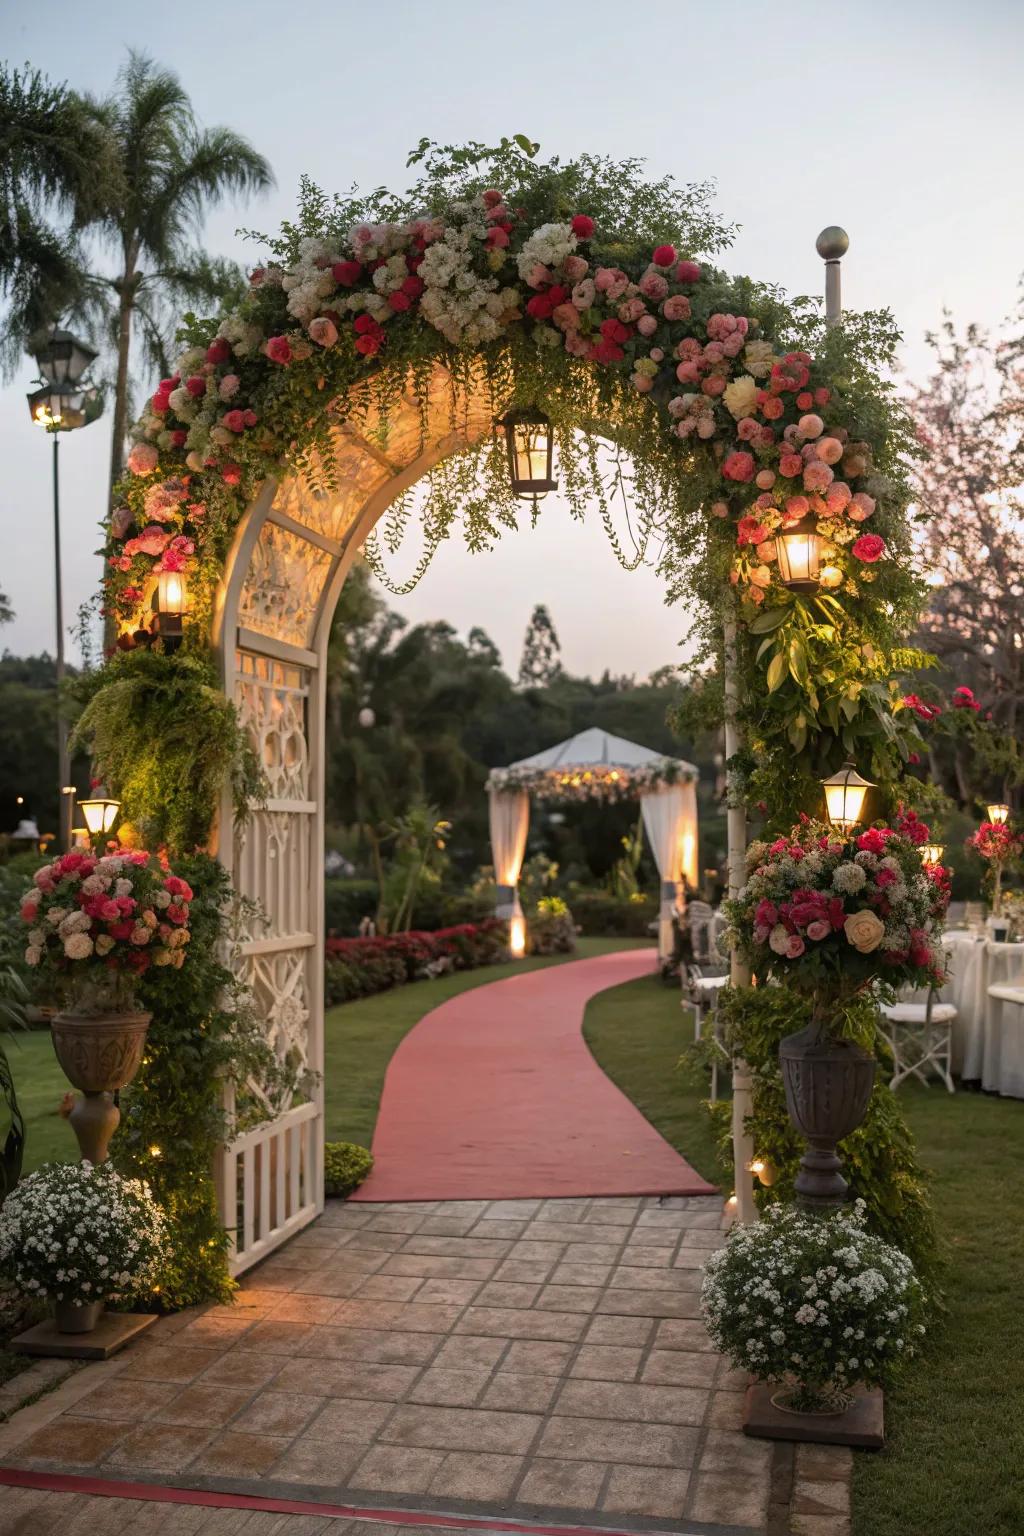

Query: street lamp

[776,515,823,593]
[821,762,875,834]
[152,570,189,652]
[920,844,945,868]
[498,408,558,503]
[987,803,1010,826]
[26,327,103,853]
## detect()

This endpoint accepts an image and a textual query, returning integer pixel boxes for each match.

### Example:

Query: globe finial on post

[816,226,848,326]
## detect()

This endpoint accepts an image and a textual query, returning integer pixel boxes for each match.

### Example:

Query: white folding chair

[879,988,957,1093]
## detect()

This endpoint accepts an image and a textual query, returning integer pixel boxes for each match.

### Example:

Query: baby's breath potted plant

[0,1160,168,1333]
[19,849,194,1162]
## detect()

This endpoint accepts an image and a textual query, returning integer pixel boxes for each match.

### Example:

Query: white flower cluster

[516,221,577,281]
[0,1161,168,1308]
[282,237,336,325]
[419,211,518,347]
[700,1200,924,1395]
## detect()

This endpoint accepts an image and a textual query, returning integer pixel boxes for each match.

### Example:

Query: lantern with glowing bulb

[77,791,121,843]
[921,844,945,869]
[498,407,557,502]
[987,803,1010,826]
[821,762,874,834]
[150,570,188,651]
[775,515,822,592]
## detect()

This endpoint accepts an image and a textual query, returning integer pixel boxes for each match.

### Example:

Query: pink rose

[662,294,691,322]
[563,254,589,280]
[124,526,171,559]
[222,409,246,434]
[309,316,339,348]
[722,451,756,483]
[631,373,654,393]
[571,279,596,310]
[824,482,852,514]
[594,267,629,300]
[552,303,580,331]
[786,935,806,958]
[636,313,658,337]
[639,271,669,301]
[816,436,844,465]
[265,336,292,365]
[110,506,134,539]
[218,373,240,400]
[701,374,726,397]
[806,920,830,942]
[849,492,876,522]
[797,412,824,440]
[618,296,647,324]
[675,260,702,284]
[755,469,776,490]
[803,460,834,492]
[127,443,159,476]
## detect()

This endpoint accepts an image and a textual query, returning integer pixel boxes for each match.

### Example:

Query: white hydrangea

[517,221,577,281]
[832,862,867,892]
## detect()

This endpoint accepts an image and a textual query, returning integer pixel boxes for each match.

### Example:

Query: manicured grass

[4,1029,77,1175]
[324,937,648,1148]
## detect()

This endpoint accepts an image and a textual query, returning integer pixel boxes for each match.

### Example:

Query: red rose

[814,387,831,406]
[151,390,170,414]
[185,376,206,398]
[388,290,412,312]
[675,260,702,284]
[571,214,595,238]
[332,260,362,286]
[599,317,631,343]
[547,285,569,307]
[206,339,231,364]
[652,244,676,268]
[222,463,242,485]
[171,430,187,447]
[353,315,378,335]
[401,275,424,298]
[852,533,885,563]
[796,392,813,410]
[591,339,624,364]
[265,335,292,365]
[526,294,555,320]
[722,451,756,483]
[223,409,245,433]
[355,335,381,356]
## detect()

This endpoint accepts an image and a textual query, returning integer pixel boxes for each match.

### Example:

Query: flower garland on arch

[486,756,696,804]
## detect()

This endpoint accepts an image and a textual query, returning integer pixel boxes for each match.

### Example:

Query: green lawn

[4,1028,77,1174]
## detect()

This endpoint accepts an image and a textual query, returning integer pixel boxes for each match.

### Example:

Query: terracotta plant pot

[54,1298,104,1334]
[50,1011,151,1163]
[779,1025,876,1207]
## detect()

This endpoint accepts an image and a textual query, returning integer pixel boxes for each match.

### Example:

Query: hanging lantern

[498,408,558,502]
[152,570,188,651]
[78,793,121,840]
[987,803,1010,825]
[775,514,823,593]
[920,844,945,868]
[31,328,98,388]
[821,762,875,833]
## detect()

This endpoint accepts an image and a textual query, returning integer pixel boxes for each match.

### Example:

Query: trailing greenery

[703,985,937,1274]
[70,649,264,853]
[323,1141,373,1198]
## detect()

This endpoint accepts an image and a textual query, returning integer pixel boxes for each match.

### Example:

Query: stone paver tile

[562,1243,621,1265]
[266,1294,346,1324]
[274,1356,417,1400]
[268,1437,366,1485]
[235,1265,303,1292]
[535,1284,601,1313]
[672,1248,709,1269]
[688,1472,769,1527]
[73,1377,179,1421]
[381,1403,541,1454]
[790,1517,851,1536]
[611,1265,699,1292]
[382,1253,498,1280]
[581,1203,635,1226]
[431,1200,491,1217]
[300,1248,389,1276]
[407,1368,489,1406]
[229,1389,323,1436]
[584,1315,654,1347]
[654,1318,715,1351]
[349,1444,447,1493]
[15,1416,128,1465]
[681,1229,726,1249]
[306,1326,440,1365]
[537,1199,590,1220]
[320,1206,374,1226]
[242,1321,315,1354]
[432,1335,509,1371]
[602,1463,691,1517]
[415,1215,482,1237]
[120,1344,225,1382]
[698,1428,773,1477]
[597,1287,700,1318]
[289,1272,365,1299]
[400,1235,511,1259]
[455,1307,584,1342]
[364,1210,426,1233]
[621,1246,674,1268]
[474,1280,541,1308]
[151,1383,254,1428]
[706,1388,745,1429]
[468,1218,531,1238]
[642,1349,720,1387]
[427,1450,523,1500]
[482,1199,542,1219]
[507,1240,567,1263]
[199,1351,285,1391]
[335,1300,463,1333]
[412,1278,484,1306]
[349,1273,424,1302]
[569,1345,643,1382]
[106,1422,214,1472]
[795,1442,854,1480]
[516,1457,605,1509]
[793,1477,852,1516]
[480,1372,559,1413]
[555,1378,708,1426]
[522,1221,626,1244]
[718,1362,752,1390]
[548,1262,612,1287]
[502,1339,574,1375]
[492,1259,555,1284]
[189,1429,292,1476]
[300,1396,395,1442]
[538,1416,700,1469]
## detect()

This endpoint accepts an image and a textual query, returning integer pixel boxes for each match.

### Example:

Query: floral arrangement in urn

[701,1200,925,1415]
[967,820,1021,921]
[0,1160,168,1333]
[728,812,950,1011]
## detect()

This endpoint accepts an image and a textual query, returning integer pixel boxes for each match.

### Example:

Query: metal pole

[816,226,849,327]
[723,610,756,1224]
[52,432,71,853]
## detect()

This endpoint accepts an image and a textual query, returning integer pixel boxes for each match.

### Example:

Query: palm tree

[0,64,111,377]
[85,52,273,501]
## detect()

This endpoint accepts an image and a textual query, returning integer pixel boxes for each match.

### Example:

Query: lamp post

[27,328,103,853]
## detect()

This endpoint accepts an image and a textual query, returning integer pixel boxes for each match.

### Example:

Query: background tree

[518,603,563,687]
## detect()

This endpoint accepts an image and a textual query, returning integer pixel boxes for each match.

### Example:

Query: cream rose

[844,909,885,954]
[723,374,759,421]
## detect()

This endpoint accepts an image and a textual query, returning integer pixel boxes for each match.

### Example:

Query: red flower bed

[324,920,508,1005]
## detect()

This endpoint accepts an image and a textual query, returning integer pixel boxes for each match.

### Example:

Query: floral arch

[79,145,928,1286]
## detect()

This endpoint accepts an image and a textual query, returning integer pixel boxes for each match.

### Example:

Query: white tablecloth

[940,933,1024,1092]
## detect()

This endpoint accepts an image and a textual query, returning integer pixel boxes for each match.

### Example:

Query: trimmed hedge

[568,890,658,937]
[324,920,508,1006]
[324,878,379,936]
[324,1142,373,1198]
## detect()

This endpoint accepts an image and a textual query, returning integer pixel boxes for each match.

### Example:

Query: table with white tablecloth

[939,932,1024,1094]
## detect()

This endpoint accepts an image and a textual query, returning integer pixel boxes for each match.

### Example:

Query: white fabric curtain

[489,789,530,918]
[641,781,699,957]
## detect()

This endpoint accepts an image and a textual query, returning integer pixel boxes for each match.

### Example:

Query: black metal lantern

[775,514,823,593]
[821,761,875,833]
[151,570,189,652]
[31,328,98,388]
[498,408,558,502]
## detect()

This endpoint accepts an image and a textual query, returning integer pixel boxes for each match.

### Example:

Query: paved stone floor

[0,1197,853,1536]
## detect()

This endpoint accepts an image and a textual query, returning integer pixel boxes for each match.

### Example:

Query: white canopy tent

[487,727,700,959]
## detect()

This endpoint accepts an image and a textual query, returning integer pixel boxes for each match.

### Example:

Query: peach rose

[843,909,885,954]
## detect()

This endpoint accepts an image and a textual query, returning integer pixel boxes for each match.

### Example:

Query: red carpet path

[352,947,716,1202]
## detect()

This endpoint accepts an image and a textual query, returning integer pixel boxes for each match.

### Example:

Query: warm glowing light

[32,401,62,428]
[987,803,1010,825]
[821,762,874,832]
[509,916,527,957]
[498,407,558,501]
[775,515,822,592]
[156,570,187,615]
[819,564,843,590]
[921,844,945,868]
[148,1144,162,1158]
[79,795,121,837]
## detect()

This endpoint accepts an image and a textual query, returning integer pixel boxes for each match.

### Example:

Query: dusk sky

[2,0,1022,677]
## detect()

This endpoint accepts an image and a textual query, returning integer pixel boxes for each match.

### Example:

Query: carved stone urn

[779,1024,876,1207]
[50,1011,151,1163]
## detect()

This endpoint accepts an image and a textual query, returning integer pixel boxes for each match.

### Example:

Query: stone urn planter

[779,1025,876,1207]
[50,1011,151,1163]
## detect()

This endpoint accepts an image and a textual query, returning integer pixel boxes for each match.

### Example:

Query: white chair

[681,963,731,1101]
[879,989,957,1093]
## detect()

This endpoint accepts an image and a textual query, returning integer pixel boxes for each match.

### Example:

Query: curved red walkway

[351,947,716,1202]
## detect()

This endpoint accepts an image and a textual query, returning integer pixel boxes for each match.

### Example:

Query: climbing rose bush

[701,1201,926,1407]
[0,1161,168,1308]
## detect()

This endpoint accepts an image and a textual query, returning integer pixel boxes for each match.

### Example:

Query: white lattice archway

[211,366,497,1272]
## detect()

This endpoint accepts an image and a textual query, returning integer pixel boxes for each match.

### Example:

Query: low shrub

[324,878,379,936]
[528,897,577,955]
[568,889,658,937]
[324,1142,373,1198]
[324,919,508,1005]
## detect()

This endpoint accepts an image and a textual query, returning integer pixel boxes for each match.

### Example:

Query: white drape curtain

[488,789,530,917]
[641,781,699,957]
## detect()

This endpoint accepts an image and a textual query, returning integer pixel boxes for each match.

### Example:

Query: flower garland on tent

[486,757,695,803]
